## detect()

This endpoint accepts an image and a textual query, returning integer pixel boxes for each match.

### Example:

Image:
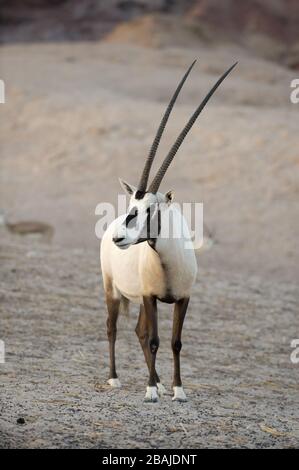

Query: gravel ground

[0,234,298,448]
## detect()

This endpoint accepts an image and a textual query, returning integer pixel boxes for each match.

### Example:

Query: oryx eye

[125,207,138,226]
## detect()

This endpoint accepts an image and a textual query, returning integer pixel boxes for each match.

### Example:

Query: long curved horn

[148,62,238,194]
[137,60,196,192]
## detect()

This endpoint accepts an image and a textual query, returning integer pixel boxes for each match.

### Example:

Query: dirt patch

[5,221,54,242]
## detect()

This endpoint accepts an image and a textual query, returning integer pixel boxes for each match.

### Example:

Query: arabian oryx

[100,60,237,402]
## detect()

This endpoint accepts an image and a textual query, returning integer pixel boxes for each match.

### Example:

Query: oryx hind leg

[135,305,166,397]
[171,298,189,402]
[105,283,121,388]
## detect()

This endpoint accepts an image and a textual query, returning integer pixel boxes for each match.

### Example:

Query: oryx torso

[101,205,197,304]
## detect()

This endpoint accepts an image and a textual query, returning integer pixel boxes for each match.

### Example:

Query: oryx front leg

[171,298,189,402]
[106,292,121,388]
[143,296,159,402]
[135,305,166,396]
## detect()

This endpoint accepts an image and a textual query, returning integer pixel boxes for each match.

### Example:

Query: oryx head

[113,60,237,249]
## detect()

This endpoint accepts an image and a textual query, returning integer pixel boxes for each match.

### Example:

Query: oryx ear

[119,178,136,195]
[165,190,174,205]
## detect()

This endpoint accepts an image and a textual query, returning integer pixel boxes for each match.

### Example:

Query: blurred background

[0,0,298,281]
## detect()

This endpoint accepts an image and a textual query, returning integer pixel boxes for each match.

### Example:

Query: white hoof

[144,386,159,403]
[157,382,166,397]
[172,386,187,402]
[107,378,122,388]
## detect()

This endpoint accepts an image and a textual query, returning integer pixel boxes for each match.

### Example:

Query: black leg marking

[143,296,159,389]
[172,298,189,388]
[135,305,160,384]
[106,293,120,380]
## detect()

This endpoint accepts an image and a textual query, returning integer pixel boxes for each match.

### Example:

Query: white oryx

[100,60,237,402]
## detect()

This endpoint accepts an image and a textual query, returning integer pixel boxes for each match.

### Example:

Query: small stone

[17,417,25,425]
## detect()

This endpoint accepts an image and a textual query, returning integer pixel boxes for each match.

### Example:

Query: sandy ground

[0,234,298,448]
[0,37,299,448]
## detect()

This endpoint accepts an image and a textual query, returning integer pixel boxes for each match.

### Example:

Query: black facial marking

[135,190,146,200]
[125,207,138,227]
[132,205,161,247]
[147,207,161,250]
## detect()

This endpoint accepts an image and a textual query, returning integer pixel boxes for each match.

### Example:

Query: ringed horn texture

[147,61,238,194]
[137,60,196,192]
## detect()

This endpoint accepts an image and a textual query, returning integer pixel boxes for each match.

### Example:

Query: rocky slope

[1,1,298,67]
